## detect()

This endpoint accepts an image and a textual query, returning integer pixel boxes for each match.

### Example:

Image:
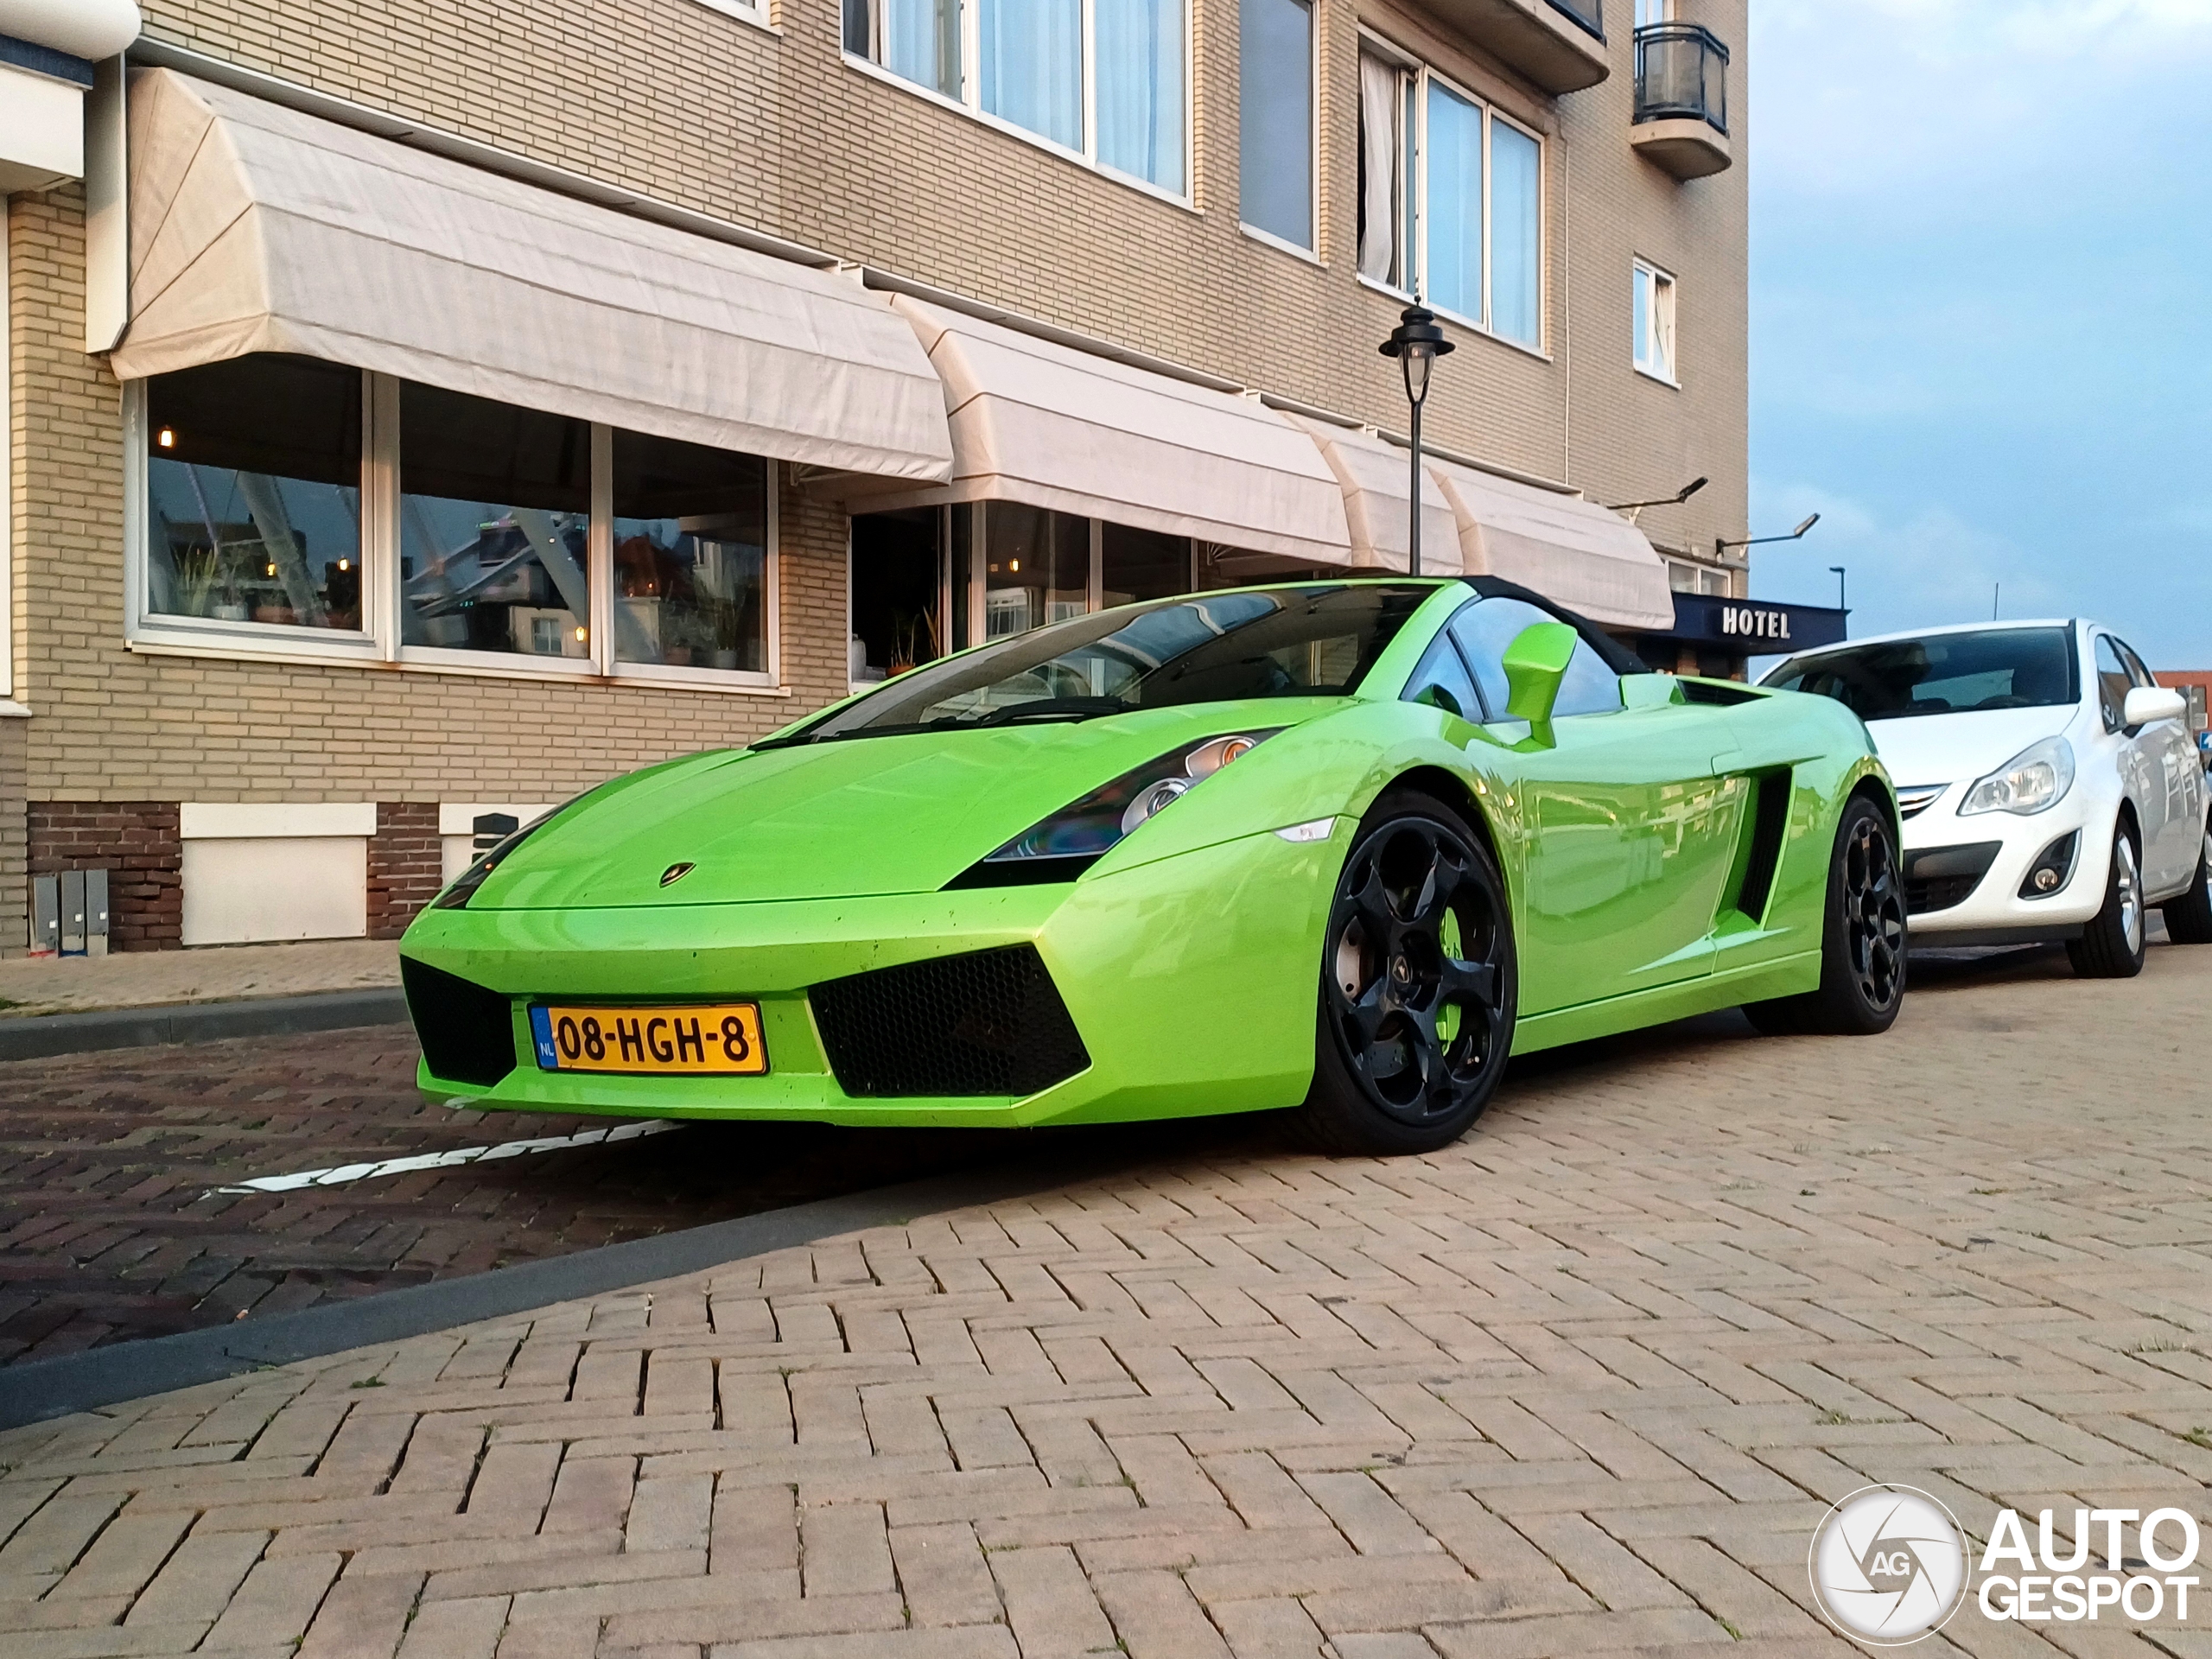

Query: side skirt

[1510,950,1824,1057]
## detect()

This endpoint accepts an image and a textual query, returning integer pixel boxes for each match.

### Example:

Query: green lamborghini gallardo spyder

[401,578,1904,1154]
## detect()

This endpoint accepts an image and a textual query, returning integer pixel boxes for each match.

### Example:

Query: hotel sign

[1658,594,1849,652]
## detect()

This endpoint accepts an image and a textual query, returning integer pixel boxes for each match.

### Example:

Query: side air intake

[402,957,518,1088]
[809,945,1091,1098]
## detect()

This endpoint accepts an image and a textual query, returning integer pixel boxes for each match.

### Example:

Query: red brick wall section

[28,803,183,951]
[367,802,442,940]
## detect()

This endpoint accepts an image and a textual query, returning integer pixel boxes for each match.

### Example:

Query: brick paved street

[3,941,2211,1656]
[0,1028,1029,1364]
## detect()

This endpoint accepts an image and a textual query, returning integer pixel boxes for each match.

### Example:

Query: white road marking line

[213,1119,677,1194]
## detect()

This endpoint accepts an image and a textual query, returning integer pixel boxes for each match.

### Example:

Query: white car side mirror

[2123,686,2187,727]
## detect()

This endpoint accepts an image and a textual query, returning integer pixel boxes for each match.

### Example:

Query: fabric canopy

[1426,456,1675,628]
[111,71,953,482]
[1287,415,1462,576]
[849,298,1354,566]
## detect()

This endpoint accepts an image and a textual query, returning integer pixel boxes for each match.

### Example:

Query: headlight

[429,794,588,910]
[1958,735,2075,817]
[981,730,1281,872]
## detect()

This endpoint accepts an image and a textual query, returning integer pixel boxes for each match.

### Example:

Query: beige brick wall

[2,0,1748,949]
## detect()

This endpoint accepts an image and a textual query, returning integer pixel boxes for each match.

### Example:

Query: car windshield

[760,582,1433,746]
[1762,626,2078,721]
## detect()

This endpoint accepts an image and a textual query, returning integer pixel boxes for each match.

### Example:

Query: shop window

[851,508,944,683]
[1357,41,1544,347]
[612,430,769,674]
[847,0,1186,195]
[1634,260,1678,383]
[132,355,780,690]
[985,505,1090,638]
[145,355,365,632]
[1101,523,1192,607]
[400,385,592,659]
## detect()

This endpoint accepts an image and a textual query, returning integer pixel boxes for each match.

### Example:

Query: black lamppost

[1380,307,1453,577]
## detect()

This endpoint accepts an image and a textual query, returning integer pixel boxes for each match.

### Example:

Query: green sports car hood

[466,699,1347,909]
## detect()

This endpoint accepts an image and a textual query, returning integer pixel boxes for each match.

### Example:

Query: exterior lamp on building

[1379,307,1453,577]
[1716,512,1819,561]
[1605,476,1707,512]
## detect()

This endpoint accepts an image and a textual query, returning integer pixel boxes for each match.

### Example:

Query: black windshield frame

[1762,626,2081,721]
[755,582,1438,747]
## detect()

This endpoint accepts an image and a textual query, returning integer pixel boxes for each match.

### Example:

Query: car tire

[2069,823,2149,976]
[1742,794,1907,1037]
[2160,819,2212,945]
[1298,789,1516,1157]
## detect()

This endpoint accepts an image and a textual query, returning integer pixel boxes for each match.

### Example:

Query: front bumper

[399,824,1344,1127]
[1900,785,2108,941]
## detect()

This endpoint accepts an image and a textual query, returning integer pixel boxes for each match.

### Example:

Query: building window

[1239,0,1313,249]
[130,355,779,690]
[1633,259,1677,383]
[850,504,1200,683]
[146,356,365,633]
[400,385,592,659]
[612,430,771,674]
[1667,558,1727,596]
[846,0,1186,195]
[1634,0,1675,22]
[1358,42,1545,349]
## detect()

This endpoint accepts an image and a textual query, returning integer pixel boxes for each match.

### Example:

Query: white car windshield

[1764,627,2079,721]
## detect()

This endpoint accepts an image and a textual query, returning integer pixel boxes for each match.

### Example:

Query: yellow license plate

[530,1003,767,1076]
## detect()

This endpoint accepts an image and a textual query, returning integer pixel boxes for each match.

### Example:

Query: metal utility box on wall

[27,870,108,957]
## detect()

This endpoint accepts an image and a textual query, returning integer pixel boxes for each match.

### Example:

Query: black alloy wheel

[1300,791,1516,1155]
[1840,810,1909,1013]
[1744,794,1907,1036]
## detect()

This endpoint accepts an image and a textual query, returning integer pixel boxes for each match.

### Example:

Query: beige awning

[1285,415,1463,575]
[1427,457,1675,628]
[846,298,1354,566]
[110,70,953,482]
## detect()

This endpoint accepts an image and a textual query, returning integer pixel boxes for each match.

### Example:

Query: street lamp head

[1380,306,1453,408]
[1793,513,1821,537]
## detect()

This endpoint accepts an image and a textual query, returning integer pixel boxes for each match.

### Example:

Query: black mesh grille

[1904,842,2002,915]
[402,957,517,1088]
[809,945,1091,1098]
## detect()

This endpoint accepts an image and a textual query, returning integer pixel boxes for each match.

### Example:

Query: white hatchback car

[1763,620,2211,976]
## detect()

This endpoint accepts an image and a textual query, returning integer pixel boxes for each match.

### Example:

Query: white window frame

[1633,258,1679,386]
[1666,557,1727,597]
[1356,32,1548,358]
[1236,0,1321,257]
[844,0,1195,208]
[1633,0,1676,24]
[124,372,785,695]
[688,0,775,32]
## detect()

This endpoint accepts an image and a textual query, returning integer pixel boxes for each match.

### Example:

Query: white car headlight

[1958,735,2075,817]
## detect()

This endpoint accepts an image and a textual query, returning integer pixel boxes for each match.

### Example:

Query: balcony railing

[1547,0,1603,41]
[1634,22,1729,133]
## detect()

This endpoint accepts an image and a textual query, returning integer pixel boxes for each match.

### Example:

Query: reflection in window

[399,385,592,658]
[612,430,769,674]
[982,0,1084,150]
[145,356,363,631]
[849,0,1184,192]
[1239,0,1313,246]
[1491,120,1541,346]
[1426,81,1484,322]
[1100,523,1191,607]
[1450,596,1620,718]
[985,505,1090,638]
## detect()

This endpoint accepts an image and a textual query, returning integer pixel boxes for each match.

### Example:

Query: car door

[2115,634,2205,892]
[1448,597,1745,1014]
[2094,632,2172,887]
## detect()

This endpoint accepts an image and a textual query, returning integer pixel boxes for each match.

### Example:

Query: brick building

[2,0,1751,955]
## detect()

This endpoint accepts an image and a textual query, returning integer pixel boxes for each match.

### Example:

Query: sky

[1745,0,2212,668]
